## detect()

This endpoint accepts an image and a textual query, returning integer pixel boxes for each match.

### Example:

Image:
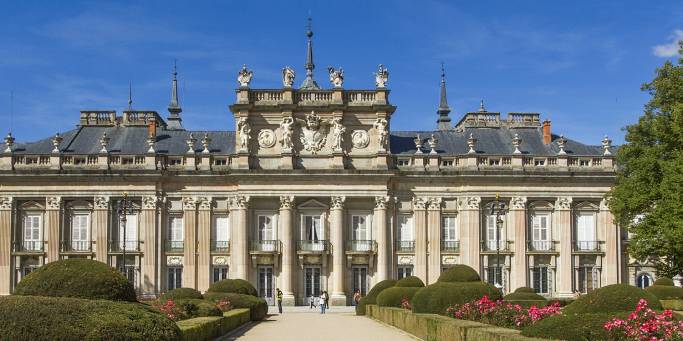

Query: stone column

[510,197,527,291]
[329,196,346,305]
[0,197,13,295]
[93,196,110,263]
[197,197,212,293]
[459,197,481,274]
[182,197,197,289]
[231,196,250,280]
[374,196,390,282]
[140,196,158,295]
[413,198,428,282]
[279,196,295,305]
[601,199,619,285]
[45,197,61,263]
[427,198,442,284]
[555,197,573,298]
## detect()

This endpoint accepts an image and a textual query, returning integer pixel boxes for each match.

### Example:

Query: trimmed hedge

[395,276,425,288]
[177,308,250,341]
[203,292,267,321]
[207,279,257,296]
[646,285,683,300]
[662,299,683,310]
[14,258,136,302]
[654,277,675,286]
[161,288,204,301]
[411,282,502,315]
[356,279,397,315]
[438,265,481,283]
[174,299,222,319]
[513,287,535,294]
[503,291,547,308]
[522,311,630,341]
[376,287,423,307]
[563,284,662,314]
[0,295,181,340]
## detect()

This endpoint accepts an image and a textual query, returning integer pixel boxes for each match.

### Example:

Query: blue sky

[1,1,681,145]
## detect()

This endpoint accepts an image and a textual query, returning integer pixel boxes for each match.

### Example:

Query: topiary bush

[159,288,204,301]
[654,277,675,286]
[207,279,257,296]
[356,279,397,315]
[522,311,630,341]
[411,282,502,315]
[563,284,662,314]
[503,289,547,308]
[438,264,481,283]
[376,287,423,308]
[173,299,222,320]
[203,292,267,321]
[395,276,425,288]
[0,295,181,340]
[646,285,683,300]
[14,258,136,302]
[513,287,535,294]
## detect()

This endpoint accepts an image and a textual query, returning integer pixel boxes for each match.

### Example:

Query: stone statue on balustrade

[282,66,295,88]
[237,64,253,87]
[331,117,346,152]
[374,64,389,88]
[237,117,251,152]
[280,117,294,152]
[327,67,344,88]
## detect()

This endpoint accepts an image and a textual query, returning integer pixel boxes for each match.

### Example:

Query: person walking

[353,289,361,306]
[323,290,329,310]
[319,292,326,314]
[309,293,317,309]
[276,288,283,314]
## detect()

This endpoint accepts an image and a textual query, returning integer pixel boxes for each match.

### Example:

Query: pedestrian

[353,289,361,306]
[319,292,326,314]
[276,288,283,314]
[309,293,317,309]
[324,290,329,309]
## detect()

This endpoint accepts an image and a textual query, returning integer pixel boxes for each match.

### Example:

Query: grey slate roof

[4,125,603,156]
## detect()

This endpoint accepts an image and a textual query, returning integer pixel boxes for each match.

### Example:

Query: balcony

[481,240,510,252]
[441,240,460,253]
[297,240,329,253]
[166,240,184,253]
[60,241,92,252]
[573,240,603,252]
[211,240,230,253]
[346,240,377,253]
[527,240,555,252]
[12,241,43,253]
[250,240,281,253]
[395,241,415,253]
[108,240,140,253]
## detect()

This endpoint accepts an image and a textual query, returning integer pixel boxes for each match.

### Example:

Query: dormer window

[441,160,454,167]
[489,158,500,166]
[534,159,546,167]
[579,159,590,167]
[214,158,227,166]
[397,159,410,167]
[168,158,183,166]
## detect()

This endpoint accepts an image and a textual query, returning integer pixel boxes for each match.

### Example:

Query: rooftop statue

[282,66,295,88]
[374,64,389,88]
[328,67,344,88]
[237,64,253,87]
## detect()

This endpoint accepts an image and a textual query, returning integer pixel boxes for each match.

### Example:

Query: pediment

[66,200,93,210]
[574,201,599,211]
[529,200,554,211]
[20,200,44,210]
[297,199,329,210]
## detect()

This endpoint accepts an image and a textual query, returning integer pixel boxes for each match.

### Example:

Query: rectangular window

[167,267,183,290]
[532,267,549,294]
[576,213,596,250]
[258,215,275,241]
[169,216,184,241]
[398,215,413,241]
[353,266,369,295]
[212,215,230,251]
[397,266,413,280]
[213,266,229,283]
[578,266,597,293]
[486,215,503,250]
[118,214,138,250]
[441,216,457,241]
[71,214,89,251]
[304,266,321,301]
[531,214,550,250]
[487,266,503,286]
[351,215,369,241]
[23,214,42,251]
[304,215,322,241]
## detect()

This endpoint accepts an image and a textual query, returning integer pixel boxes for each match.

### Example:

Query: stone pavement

[219,306,418,341]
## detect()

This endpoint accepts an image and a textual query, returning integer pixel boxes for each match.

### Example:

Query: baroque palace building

[0,26,632,306]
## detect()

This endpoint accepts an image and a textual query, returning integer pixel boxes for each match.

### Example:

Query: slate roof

[3,125,603,156]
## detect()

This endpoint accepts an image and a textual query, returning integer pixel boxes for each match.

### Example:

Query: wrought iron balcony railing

[109,240,140,252]
[441,240,460,252]
[60,241,92,252]
[12,241,43,252]
[211,240,230,252]
[573,240,601,252]
[166,240,184,252]
[297,240,329,252]
[527,240,555,252]
[395,241,415,253]
[481,240,510,251]
[346,240,377,252]
[250,240,281,253]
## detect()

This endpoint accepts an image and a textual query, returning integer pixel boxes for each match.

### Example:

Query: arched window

[637,273,653,288]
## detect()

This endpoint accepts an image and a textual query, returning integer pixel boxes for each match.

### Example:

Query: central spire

[300,17,320,90]
[436,63,452,131]
[167,60,184,130]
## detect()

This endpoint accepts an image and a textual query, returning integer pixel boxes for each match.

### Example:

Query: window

[487,266,503,286]
[441,160,454,167]
[168,216,184,250]
[578,266,598,293]
[213,266,229,283]
[531,214,550,250]
[397,159,410,167]
[637,274,653,289]
[534,159,546,166]
[576,212,596,250]
[351,215,369,241]
[489,158,500,166]
[212,215,230,251]
[579,159,590,167]
[485,215,503,250]
[352,266,369,295]
[532,267,550,294]
[118,214,138,251]
[398,215,413,241]
[303,215,322,241]
[214,159,227,166]
[71,214,90,251]
[168,267,183,290]
[168,158,183,166]
[441,216,457,241]
[258,215,275,241]
[22,214,42,251]
[397,266,413,280]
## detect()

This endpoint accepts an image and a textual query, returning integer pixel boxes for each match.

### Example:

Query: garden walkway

[220,306,418,341]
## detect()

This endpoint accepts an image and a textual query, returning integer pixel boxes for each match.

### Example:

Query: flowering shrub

[446,295,561,329]
[153,299,185,321]
[400,297,411,310]
[217,299,232,312]
[604,299,683,341]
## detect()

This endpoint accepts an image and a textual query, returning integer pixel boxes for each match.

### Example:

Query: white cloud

[652,30,683,57]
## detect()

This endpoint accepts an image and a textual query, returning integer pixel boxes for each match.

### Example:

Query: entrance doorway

[304,266,321,306]
[258,266,274,305]
[352,266,368,295]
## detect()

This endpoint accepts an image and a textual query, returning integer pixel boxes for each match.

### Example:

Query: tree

[608,41,683,278]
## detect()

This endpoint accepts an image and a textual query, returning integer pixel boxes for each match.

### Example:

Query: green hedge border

[177,308,250,341]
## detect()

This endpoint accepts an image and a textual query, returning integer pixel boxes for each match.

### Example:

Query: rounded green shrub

[172,299,222,319]
[513,287,535,294]
[437,264,481,283]
[376,287,422,307]
[563,284,661,314]
[0,295,181,340]
[646,285,683,300]
[14,258,136,302]
[411,282,502,315]
[395,276,425,288]
[654,277,675,286]
[503,290,547,308]
[203,292,267,321]
[521,311,629,341]
[159,288,203,301]
[207,279,257,296]
[356,279,397,315]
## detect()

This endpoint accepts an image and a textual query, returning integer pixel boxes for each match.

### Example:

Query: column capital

[197,197,213,211]
[510,196,527,210]
[94,196,110,210]
[412,197,427,210]
[279,196,295,210]
[231,195,250,210]
[374,196,391,209]
[182,196,197,210]
[459,196,481,210]
[46,196,61,210]
[330,196,345,210]
[427,197,442,211]
[555,196,572,211]
[0,196,12,210]
[141,195,159,210]
[600,198,610,211]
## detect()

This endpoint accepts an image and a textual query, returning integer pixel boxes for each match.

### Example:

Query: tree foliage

[608,41,683,277]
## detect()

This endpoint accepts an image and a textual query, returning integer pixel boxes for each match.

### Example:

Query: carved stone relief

[351,130,369,149]
[257,129,277,148]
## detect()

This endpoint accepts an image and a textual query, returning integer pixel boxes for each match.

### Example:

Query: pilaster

[279,196,295,305]
[374,196,390,282]
[510,196,527,291]
[601,199,619,285]
[413,198,428,282]
[182,197,198,289]
[45,196,61,263]
[197,197,212,292]
[93,196,110,263]
[555,197,573,297]
[140,195,158,294]
[231,196,250,280]
[427,197,442,284]
[0,197,13,295]
[459,197,481,274]
[330,196,346,305]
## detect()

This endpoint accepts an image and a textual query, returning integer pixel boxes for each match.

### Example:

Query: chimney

[148,122,157,138]
[542,120,552,145]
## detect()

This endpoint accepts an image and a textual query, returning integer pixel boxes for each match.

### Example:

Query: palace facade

[0,28,636,306]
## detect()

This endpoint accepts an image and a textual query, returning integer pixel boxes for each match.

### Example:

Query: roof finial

[478,99,486,112]
[167,60,184,130]
[300,16,320,90]
[436,62,452,131]
[127,82,133,110]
